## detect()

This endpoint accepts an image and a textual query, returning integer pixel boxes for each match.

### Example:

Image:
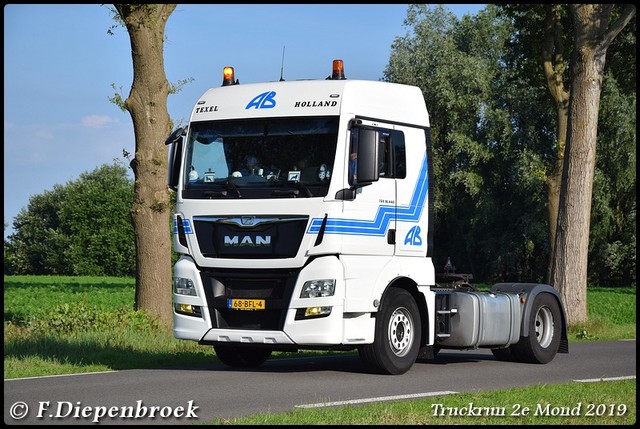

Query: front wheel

[359,288,421,375]
[213,344,272,368]
[510,293,562,364]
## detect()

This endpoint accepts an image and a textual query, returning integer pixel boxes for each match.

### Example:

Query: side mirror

[337,126,379,201]
[166,127,186,190]
[165,127,186,146]
[355,128,379,186]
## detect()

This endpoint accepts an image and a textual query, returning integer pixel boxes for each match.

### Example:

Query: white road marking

[295,391,458,408]
[574,375,635,383]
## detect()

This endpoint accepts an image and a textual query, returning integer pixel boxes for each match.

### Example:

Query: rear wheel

[359,289,421,375]
[213,344,272,368]
[510,293,561,364]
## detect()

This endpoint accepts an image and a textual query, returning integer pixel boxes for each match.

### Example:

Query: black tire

[213,344,272,368]
[358,289,421,375]
[510,293,562,364]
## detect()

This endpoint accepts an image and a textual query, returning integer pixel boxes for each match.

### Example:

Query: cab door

[339,122,397,256]
[353,124,429,258]
[392,125,430,258]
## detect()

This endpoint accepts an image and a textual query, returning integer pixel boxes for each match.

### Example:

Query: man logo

[224,235,272,247]
[241,216,255,226]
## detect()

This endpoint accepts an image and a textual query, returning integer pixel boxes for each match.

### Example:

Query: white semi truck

[165,60,568,375]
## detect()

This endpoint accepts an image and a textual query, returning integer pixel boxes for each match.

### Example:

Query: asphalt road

[4,340,636,425]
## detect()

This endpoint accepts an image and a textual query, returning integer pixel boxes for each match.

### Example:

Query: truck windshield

[182,116,339,199]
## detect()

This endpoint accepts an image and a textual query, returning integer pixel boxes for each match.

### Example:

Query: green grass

[570,287,637,341]
[3,276,636,424]
[213,379,635,425]
[4,275,135,324]
[4,275,214,378]
[4,327,214,379]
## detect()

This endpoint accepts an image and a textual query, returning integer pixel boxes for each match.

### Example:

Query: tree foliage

[5,162,135,276]
[385,5,548,281]
[590,72,636,286]
[385,4,635,289]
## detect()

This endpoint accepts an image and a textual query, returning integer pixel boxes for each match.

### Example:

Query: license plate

[228,298,265,310]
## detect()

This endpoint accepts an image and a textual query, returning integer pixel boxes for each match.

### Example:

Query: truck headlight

[300,279,336,298]
[173,277,197,296]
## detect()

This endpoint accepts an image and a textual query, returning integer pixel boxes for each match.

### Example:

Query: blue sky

[4,4,485,239]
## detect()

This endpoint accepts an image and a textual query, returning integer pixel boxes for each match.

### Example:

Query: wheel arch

[491,283,569,353]
[378,276,430,350]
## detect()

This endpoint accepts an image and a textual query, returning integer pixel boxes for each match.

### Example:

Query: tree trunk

[115,4,177,327]
[550,54,598,325]
[541,5,570,282]
[550,4,635,325]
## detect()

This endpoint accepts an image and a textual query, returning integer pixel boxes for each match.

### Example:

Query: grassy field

[3,275,636,424]
[4,276,212,378]
[221,378,636,425]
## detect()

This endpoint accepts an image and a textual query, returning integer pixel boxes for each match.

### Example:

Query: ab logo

[246,91,277,109]
[404,225,422,246]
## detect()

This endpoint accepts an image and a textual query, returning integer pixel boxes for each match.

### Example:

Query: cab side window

[391,131,406,179]
[378,130,405,179]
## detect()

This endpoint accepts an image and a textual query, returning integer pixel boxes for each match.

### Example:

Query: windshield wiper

[271,180,313,197]
[203,190,228,198]
[203,180,242,198]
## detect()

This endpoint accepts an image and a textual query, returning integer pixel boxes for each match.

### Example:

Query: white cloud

[82,115,117,128]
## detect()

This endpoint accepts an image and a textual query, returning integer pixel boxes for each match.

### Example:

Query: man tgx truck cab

[165,60,568,375]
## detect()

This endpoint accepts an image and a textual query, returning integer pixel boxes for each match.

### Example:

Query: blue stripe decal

[173,218,193,234]
[307,156,428,236]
